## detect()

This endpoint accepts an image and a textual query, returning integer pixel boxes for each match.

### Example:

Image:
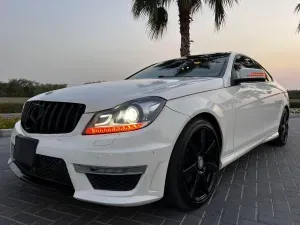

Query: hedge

[290,101,300,109]
[0,103,23,113]
[0,116,20,129]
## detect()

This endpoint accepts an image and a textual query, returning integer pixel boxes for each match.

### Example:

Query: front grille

[16,154,73,187]
[21,101,86,134]
[86,174,141,191]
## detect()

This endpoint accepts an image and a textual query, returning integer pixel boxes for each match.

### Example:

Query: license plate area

[13,135,39,167]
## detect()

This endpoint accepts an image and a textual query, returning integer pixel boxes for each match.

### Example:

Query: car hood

[29,78,224,112]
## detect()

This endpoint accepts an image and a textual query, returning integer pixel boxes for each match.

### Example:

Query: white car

[8,52,289,209]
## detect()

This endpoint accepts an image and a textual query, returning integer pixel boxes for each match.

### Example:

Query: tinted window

[233,55,259,71]
[127,53,230,79]
[252,60,273,82]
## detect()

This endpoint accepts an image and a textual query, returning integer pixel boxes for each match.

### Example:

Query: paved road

[0,118,300,225]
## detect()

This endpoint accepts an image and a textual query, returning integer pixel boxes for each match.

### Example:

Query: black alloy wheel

[270,108,289,146]
[182,126,219,202]
[279,108,289,144]
[165,118,220,209]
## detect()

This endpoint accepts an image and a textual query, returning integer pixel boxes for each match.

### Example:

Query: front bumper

[8,106,189,206]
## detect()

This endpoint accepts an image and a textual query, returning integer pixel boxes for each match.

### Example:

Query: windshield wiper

[158,75,173,78]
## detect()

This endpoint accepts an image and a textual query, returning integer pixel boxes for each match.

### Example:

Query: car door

[251,60,284,135]
[230,55,273,151]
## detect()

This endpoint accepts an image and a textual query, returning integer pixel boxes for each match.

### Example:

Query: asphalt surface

[0,118,300,225]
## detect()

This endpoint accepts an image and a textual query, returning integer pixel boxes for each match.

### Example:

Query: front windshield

[127,53,230,80]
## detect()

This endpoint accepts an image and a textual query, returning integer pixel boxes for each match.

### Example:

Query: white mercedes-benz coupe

[8,52,289,209]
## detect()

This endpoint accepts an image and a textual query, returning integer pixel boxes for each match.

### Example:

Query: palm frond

[297,22,300,33]
[131,0,157,19]
[295,3,300,13]
[131,0,173,19]
[295,4,300,33]
[147,6,169,39]
[190,0,203,15]
[132,0,171,40]
[204,0,238,30]
[205,0,226,30]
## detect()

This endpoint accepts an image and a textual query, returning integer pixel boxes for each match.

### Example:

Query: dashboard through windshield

[127,53,230,80]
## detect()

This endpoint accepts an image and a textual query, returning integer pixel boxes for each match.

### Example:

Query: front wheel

[270,108,289,146]
[164,118,220,209]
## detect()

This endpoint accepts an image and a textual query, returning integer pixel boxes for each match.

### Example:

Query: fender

[166,88,236,157]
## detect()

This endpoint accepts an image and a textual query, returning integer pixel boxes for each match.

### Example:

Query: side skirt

[220,132,279,169]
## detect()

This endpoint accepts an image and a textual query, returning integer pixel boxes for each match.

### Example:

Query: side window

[252,60,274,82]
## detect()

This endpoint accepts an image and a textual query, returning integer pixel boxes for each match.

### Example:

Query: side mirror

[232,68,266,85]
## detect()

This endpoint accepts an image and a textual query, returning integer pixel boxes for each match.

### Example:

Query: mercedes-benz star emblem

[24,104,45,130]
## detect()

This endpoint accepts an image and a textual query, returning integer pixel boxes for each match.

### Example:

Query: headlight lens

[83,97,166,135]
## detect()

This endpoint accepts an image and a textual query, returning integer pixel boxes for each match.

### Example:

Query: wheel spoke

[198,172,209,194]
[204,140,216,156]
[183,163,197,173]
[200,129,206,153]
[190,172,201,198]
[205,161,218,172]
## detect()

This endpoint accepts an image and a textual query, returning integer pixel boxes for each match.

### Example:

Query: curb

[0,129,12,138]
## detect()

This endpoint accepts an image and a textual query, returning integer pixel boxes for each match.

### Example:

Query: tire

[164,118,220,209]
[270,107,289,146]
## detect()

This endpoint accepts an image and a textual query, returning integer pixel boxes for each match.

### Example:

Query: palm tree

[131,0,238,57]
[295,3,300,32]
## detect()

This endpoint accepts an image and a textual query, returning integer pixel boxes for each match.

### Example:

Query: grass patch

[0,97,28,104]
[0,103,23,113]
[0,116,20,129]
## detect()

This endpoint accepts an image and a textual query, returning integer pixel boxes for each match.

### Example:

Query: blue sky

[0,0,300,89]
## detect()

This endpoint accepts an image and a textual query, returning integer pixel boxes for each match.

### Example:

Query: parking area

[0,118,300,225]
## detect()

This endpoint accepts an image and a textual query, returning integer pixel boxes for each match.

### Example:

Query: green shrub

[0,79,67,97]
[291,108,300,114]
[288,90,300,99]
[0,103,23,113]
[0,116,20,129]
[290,101,300,109]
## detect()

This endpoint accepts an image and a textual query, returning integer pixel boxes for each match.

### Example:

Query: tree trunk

[178,1,190,57]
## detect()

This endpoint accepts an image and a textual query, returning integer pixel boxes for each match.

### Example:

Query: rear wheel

[164,118,220,209]
[270,108,289,146]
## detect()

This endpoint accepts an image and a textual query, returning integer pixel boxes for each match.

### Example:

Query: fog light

[74,164,147,175]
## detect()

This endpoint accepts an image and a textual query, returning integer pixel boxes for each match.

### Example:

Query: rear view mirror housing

[232,67,266,85]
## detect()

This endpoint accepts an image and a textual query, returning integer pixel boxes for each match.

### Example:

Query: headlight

[83,97,166,135]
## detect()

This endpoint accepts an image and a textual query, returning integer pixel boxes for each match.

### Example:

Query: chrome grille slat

[48,103,58,132]
[63,104,74,129]
[55,103,66,133]
[40,103,52,133]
